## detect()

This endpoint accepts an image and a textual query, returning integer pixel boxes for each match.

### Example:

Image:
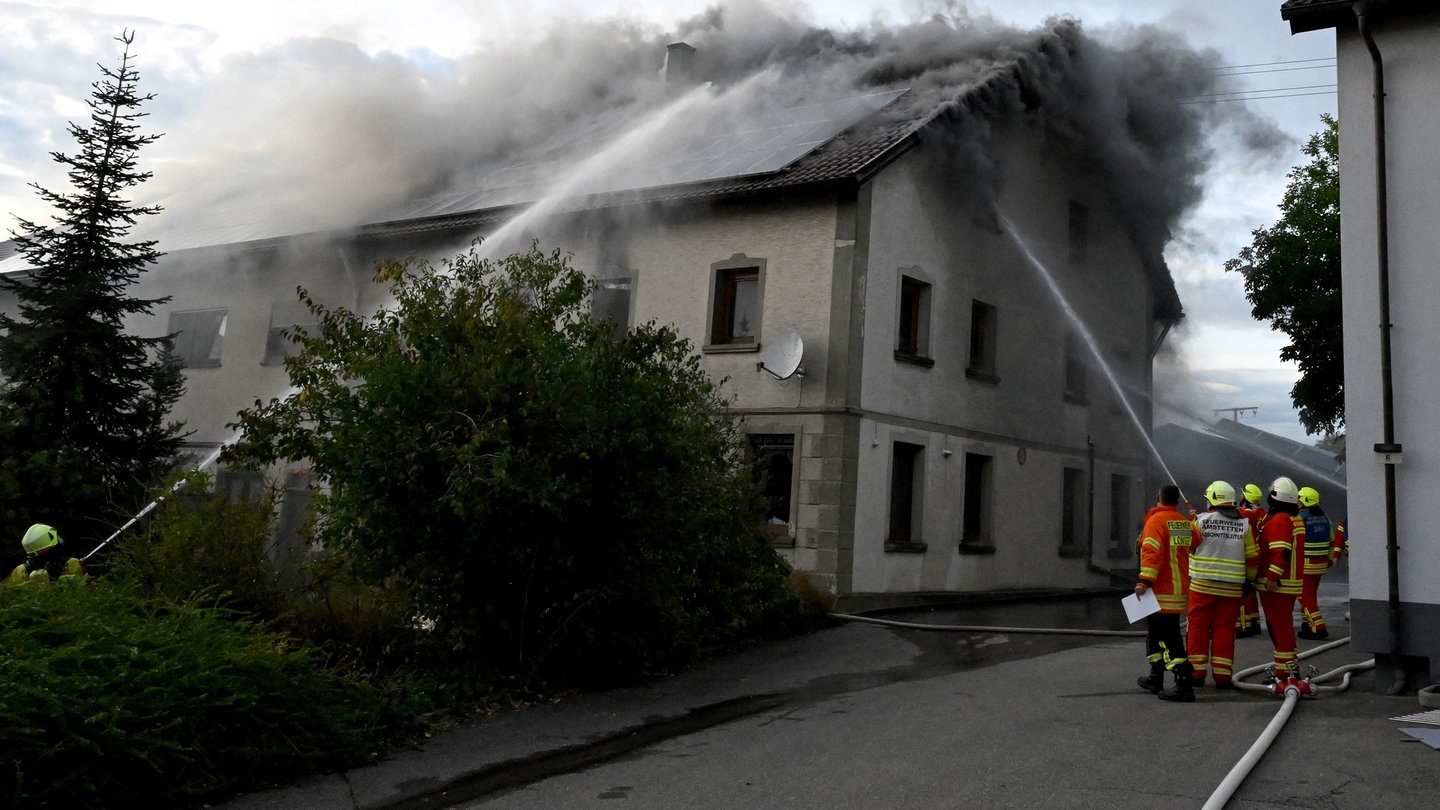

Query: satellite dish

[757,328,805,381]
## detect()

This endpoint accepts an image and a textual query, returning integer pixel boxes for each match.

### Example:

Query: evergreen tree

[0,31,185,550]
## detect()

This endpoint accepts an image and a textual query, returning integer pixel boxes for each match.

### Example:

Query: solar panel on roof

[387,87,909,222]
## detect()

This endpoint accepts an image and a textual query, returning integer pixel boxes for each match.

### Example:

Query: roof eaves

[1281,0,1431,34]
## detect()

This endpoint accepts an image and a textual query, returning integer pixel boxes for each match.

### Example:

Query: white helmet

[1269,476,1299,505]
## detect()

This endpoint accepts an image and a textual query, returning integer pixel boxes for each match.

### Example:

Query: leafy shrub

[107,471,284,620]
[225,244,801,687]
[0,581,383,808]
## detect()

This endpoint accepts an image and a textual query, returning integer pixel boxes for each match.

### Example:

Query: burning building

[3,13,1243,604]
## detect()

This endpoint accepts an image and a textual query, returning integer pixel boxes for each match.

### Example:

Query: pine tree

[0,31,185,550]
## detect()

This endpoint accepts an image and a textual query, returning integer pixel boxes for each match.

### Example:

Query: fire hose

[830,613,1375,809]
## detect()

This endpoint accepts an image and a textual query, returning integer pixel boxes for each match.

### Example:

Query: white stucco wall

[1334,12,1440,659]
[845,122,1156,595]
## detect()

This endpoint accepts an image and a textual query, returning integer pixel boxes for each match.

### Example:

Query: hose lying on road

[833,613,1377,810]
[827,612,1145,637]
[1204,637,1374,810]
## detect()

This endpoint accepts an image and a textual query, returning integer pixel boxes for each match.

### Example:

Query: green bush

[225,244,802,687]
[0,582,384,808]
[107,472,284,620]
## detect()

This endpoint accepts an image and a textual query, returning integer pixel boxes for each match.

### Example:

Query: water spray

[997,211,1189,505]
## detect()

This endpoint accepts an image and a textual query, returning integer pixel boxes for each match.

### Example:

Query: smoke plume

[131,1,1282,267]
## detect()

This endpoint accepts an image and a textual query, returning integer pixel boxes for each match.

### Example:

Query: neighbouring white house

[2,20,1206,606]
[1282,0,1439,691]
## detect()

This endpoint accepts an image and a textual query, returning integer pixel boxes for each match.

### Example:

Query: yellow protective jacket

[7,556,86,586]
[1190,507,1259,599]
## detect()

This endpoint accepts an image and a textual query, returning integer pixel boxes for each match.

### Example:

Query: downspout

[1354,2,1407,695]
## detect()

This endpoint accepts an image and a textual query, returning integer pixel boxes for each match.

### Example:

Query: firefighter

[1134,484,1199,702]
[7,523,86,585]
[1186,481,1259,690]
[1254,477,1306,686]
[1296,487,1343,639]
[1235,483,1266,638]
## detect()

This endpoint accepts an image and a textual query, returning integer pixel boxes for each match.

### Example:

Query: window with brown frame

[711,266,759,345]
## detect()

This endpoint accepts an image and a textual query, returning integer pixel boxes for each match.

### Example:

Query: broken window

[168,308,227,368]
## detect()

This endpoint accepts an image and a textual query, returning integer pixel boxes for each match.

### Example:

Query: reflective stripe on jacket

[1137,506,1195,613]
[1257,511,1305,594]
[1301,509,1335,575]
[1191,509,1259,598]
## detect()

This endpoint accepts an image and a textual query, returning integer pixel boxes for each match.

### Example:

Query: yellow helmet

[1205,481,1236,507]
[21,523,59,555]
[1298,486,1321,508]
[1242,484,1263,505]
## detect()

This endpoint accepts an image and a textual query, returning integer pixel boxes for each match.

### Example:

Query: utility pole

[1213,406,1258,421]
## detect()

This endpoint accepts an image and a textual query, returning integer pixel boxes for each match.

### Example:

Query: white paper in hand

[1122,589,1161,623]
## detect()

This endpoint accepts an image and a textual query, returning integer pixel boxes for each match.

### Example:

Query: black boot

[1159,664,1196,703]
[1137,665,1164,694]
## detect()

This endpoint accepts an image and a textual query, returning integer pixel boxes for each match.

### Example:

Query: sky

[0,0,1338,444]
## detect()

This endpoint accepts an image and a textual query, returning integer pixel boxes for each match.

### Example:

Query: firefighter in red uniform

[1134,484,1199,702]
[1235,483,1266,637]
[1186,481,1259,689]
[1296,487,1344,639]
[1254,476,1306,686]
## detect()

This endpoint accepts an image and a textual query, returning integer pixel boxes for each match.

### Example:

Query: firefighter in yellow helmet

[1235,483,1267,638]
[1185,481,1259,690]
[7,523,87,585]
[1296,487,1343,639]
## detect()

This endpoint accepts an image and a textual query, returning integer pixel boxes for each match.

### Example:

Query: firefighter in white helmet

[1254,477,1306,687]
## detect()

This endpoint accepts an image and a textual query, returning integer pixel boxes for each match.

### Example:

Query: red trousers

[1298,570,1328,632]
[1259,590,1299,677]
[1237,590,1262,630]
[1186,590,1242,683]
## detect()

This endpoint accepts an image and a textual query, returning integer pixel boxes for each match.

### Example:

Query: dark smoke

[137,1,1283,267]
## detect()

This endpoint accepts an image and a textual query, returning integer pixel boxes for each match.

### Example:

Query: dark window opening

[1060,466,1086,557]
[750,433,795,542]
[960,452,994,554]
[967,299,998,381]
[1068,200,1088,267]
[895,275,932,365]
[1108,474,1133,559]
[593,275,633,339]
[886,441,925,551]
[1064,333,1089,403]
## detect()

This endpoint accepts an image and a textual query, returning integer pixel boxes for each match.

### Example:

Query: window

[960,452,994,554]
[1108,474,1133,559]
[750,433,795,542]
[886,441,925,550]
[967,299,998,381]
[593,274,633,339]
[168,308,227,368]
[1060,467,1086,557]
[1068,199,1088,267]
[264,301,319,365]
[1064,332,1089,403]
[895,274,932,365]
[216,468,265,502]
[707,256,763,348]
